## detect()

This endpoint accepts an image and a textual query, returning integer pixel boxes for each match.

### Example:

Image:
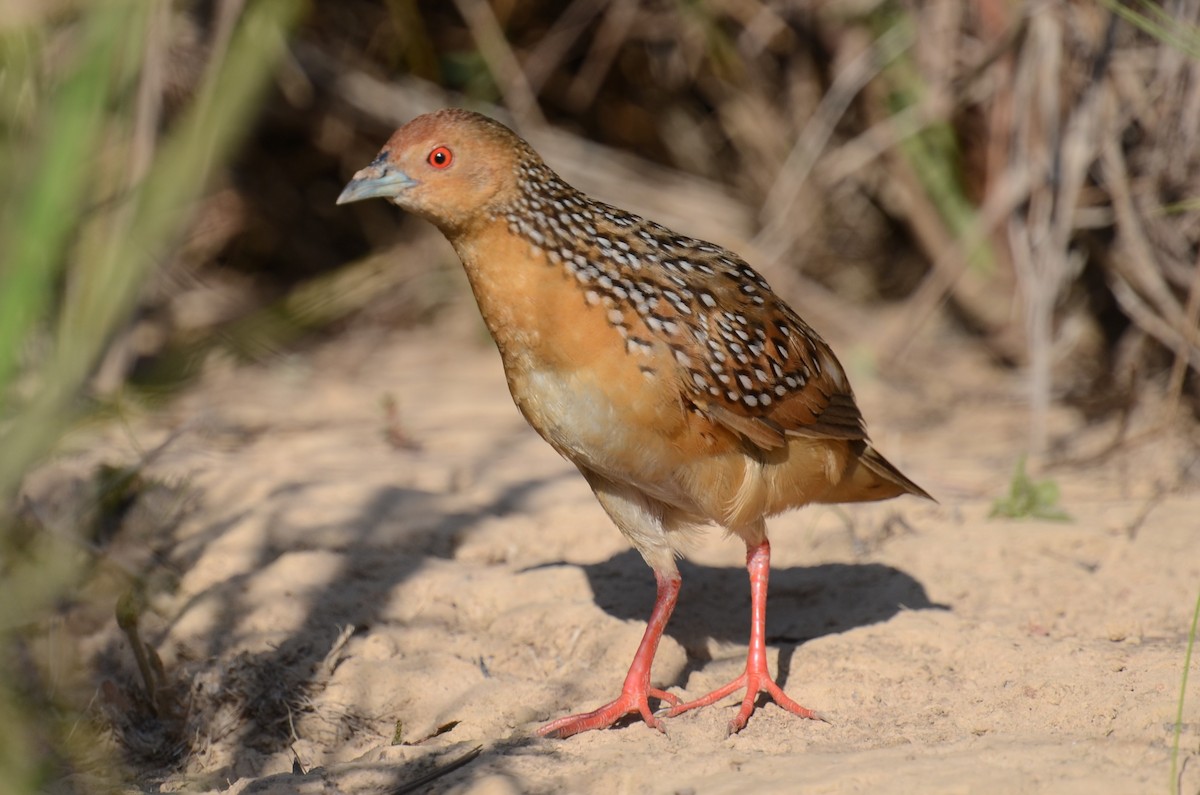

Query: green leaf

[989,455,1072,521]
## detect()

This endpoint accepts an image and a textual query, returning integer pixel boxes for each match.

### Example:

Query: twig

[1165,246,1200,417]
[450,0,545,131]
[522,0,606,94]
[819,96,951,186]
[1101,137,1193,342]
[565,0,638,111]
[392,745,484,795]
[286,703,309,774]
[317,624,355,681]
[754,22,914,263]
[1007,7,1113,456]
[1109,274,1200,372]
[884,165,1033,361]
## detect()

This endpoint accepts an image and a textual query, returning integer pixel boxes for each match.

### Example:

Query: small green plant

[989,456,1071,521]
[1170,586,1200,795]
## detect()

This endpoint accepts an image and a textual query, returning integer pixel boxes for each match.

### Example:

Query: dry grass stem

[755,22,914,264]
[451,0,545,131]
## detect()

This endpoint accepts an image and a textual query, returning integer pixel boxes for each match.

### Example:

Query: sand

[39,311,1200,794]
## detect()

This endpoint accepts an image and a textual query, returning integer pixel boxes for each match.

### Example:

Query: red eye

[428,146,453,169]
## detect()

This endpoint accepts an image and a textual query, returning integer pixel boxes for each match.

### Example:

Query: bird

[337,108,931,739]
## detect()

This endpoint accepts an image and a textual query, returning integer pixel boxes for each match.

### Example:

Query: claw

[667,541,824,734]
[537,573,682,739]
[537,689,678,739]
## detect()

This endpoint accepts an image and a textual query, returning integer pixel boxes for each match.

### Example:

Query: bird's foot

[537,687,681,739]
[665,667,820,736]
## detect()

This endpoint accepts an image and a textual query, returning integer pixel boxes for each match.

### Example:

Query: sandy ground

[34,308,1200,794]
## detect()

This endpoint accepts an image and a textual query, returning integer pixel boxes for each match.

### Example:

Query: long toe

[665,674,747,718]
[538,689,676,739]
[667,669,819,734]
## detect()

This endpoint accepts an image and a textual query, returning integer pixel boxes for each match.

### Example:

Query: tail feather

[822,442,934,505]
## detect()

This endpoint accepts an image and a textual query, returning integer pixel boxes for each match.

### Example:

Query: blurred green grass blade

[0,0,304,500]
[0,2,143,401]
[58,0,303,355]
[869,6,992,274]
[0,28,44,156]
[1170,586,1200,795]
[1098,0,1200,61]
[0,534,85,632]
[0,3,302,787]
[0,693,39,795]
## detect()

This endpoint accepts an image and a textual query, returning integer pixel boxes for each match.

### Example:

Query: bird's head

[337,109,527,237]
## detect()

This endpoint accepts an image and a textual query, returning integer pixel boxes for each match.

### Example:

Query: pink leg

[667,540,820,735]
[537,570,682,739]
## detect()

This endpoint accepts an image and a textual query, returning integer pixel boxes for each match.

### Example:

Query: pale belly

[503,360,700,511]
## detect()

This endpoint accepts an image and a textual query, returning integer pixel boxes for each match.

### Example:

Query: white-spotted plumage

[499,153,856,444]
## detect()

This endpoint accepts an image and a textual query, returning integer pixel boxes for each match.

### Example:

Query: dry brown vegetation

[120,0,1200,445]
[4,1,1200,793]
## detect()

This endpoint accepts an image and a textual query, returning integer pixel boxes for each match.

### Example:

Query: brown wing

[496,184,869,450]
[662,252,869,450]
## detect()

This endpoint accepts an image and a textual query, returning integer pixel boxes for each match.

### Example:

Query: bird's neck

[448,215,558,363]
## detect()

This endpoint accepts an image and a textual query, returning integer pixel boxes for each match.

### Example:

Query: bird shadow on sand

[560,549,949,687]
